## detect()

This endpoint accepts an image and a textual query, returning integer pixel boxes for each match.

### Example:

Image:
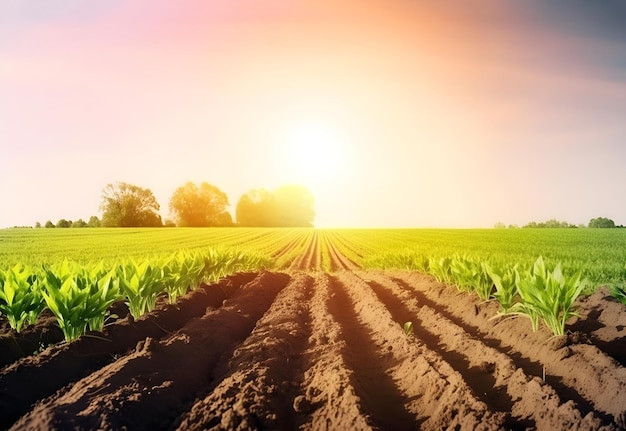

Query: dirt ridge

[9,272,290,431]
[288,231,320,271]
[174,272,313,430]
[321,232,359,272]
[394,271,626,428]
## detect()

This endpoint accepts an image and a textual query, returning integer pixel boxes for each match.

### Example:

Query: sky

[1,0,626,228]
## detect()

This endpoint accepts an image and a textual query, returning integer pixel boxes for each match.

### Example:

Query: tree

[236,185,315,227]
[56,219,72,228]
[72,219,88,228]
[100,182,163,227]
[87,216,101,228]
[35,222,41,228]
[45,220,55,228]
[274,185,315,227]
[588,217,615,228]
[236,189,277,227]
[523,219,576,228]
[216,211,234,227]
[169,182,232,227]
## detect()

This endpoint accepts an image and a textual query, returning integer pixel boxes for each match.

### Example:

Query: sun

[281,121,346,186]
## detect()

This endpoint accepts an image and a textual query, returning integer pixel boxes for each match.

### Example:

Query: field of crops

[1,227,625,430]
[2,227,625,281]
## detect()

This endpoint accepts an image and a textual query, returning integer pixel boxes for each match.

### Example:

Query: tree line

[37,182,315,228]
[494,217,623,229]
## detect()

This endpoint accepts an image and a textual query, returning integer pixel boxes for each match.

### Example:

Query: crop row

[343,230,622,336]
[337,228,626,285]
[357,250,596,335]
[0,248,269,341]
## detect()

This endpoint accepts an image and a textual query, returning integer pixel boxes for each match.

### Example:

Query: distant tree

[523,219,575,228]
[493,222,506,229]
[56,219,72,228]
[274,185,315,227]
[169,182,232,227]
[35,221,41,228]
[100,182,162,227]
[44,220,55,228]
[236,185,315,227]
[508,224,519,229]
[544,219,560,228]
[236,189,277,227]
[87,216,101,228]
[163,219,176,227]
[72,219,88,228]
[588,217,615,228]
[217,211,234,227]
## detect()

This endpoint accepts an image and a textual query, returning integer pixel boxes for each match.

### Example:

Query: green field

[2,227,625,284]
[0,227,624,277]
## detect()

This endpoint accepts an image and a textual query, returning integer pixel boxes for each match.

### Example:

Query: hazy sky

[2,0,626,228]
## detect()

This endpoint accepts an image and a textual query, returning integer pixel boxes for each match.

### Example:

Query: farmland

[1,228,625,430]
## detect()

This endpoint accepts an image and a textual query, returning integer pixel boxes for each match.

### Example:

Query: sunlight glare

[281,121,346,186]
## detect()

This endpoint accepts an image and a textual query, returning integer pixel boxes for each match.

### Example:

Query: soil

[1,239,625,430]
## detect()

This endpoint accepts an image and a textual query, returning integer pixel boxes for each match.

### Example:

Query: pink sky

[2,0,626,227]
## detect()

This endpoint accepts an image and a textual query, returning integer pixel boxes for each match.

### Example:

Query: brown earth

[1,238,625,430]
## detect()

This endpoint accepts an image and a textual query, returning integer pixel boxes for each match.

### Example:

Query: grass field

[1,227,625,286]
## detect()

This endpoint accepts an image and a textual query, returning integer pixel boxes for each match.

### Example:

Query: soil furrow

[173,272,313,431]
[0,312,64,368]
[297,273,373,430]
[323,232,359,272]
[395,271,626,428]
[289,232,318,271]
[333,271,507,430]
[568,287,626,367]
[326,274,417,430]
[9,272,290,431]
[0,272,256,430]
[271,232,307,262]
[362,277,516,414]
[363,272,616,430]
[306,231,321,271]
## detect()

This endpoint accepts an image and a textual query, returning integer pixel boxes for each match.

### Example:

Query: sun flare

[281,121,346,186]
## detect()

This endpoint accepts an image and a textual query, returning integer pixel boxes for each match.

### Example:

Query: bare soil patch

[1,243,625,430]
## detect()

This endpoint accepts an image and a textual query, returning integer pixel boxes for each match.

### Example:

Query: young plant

[429,256,453,285]
[41,261,91,342]
[449,256,475,293]
[0,263,45,332]
[41,260,122,341]
[403,321,414,336]
[512,256,588,336]
[117,257,165,319]
[162,251,205,304]
[609,283,626,306]
[449,256,493,300]
[484,262,519,314]
[83,266,121,332]
[474,262,496,301]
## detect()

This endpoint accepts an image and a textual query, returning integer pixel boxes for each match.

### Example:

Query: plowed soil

[1,237,625,430]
